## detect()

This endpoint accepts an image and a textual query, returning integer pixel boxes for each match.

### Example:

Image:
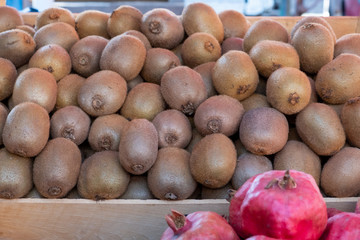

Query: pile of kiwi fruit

[0,3,360,201]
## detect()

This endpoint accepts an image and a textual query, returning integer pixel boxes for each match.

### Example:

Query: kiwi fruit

[0,6,23,33]
[296,102,345,156]
[148,147,197,200]
[0,148,32,199]
[120,82,165,121]
[33,137,81,198]
[234,138,248,158]
[88,114,129,151]
[193,62,217,97]
[218,10,249,39]
[201,183,233,199]
[0,29,36,67]
[56,74,86,109]
[334,33,360,57]
[50,106,91,145]
[77,70,127,117]
[328,103,344,118]
[120,175,154,199]
[231,152,272,190]
[239,107,289,155]
[160,66,207,116]
[171,43,183,65]
[250,40,300,78]
[340,97,360,148]
[186,128,203,153]
[240,93,270,112]
[212,50,259,101]
[0,57,17,101]
[190,133,236,188]
[315,53,360,104]
[12,68,57,113]
[33,22,79,52]
[122,30,152,50]
[70,36,108,78]
[107,5,142,38]
[75,10,110,39]
[78,150,130,200]
[181,32,221,68]
[35,7,75,30]
[0,103,8,146]
[152,109,192,148]
[308,76,318,103]
[243,19,289,53]
[221,37,244,54]
[127,75,144,92]
[16,25,35,37]
[266,67,311,115]
[118,118,158,175]
[24,187,43,198]
[182,2,224,43]
[321,147,360,197]
[17,63,29,75]
[2,102,50,158]
[100,35,146,81]
[141,8,184,49]
[29,44,72,81]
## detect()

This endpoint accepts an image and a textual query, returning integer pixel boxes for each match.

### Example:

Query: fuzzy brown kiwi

[127,75,144,92]
[122,30,152,50]
[141,8,184,49]
[308,76,318,103]
[35,7,75,30]
[56,74,85,109]
[0,57,17,101]
[0,148,32,199]
[70,35,109,77]
[185,128,203,153]
[171,43,183,65]
[160,66,207,116]
[328,104,344,118]
[334,33,360,57]
[193,62,217,98]
[148,147,197,200]
[12,68,57,113]
[340,96,360,148]
[0,29,36,67]
[190,133,236,188]
[234,138,247,158]
[218,10,248,39]
[201,183,233,199]
[181,32,221,68]
[240,93,270,112]
[120,175,154,199]
[2,102,50,158]
[75,10,110,39]
[0,6,23,33]
[107,5,142,37]
[17,63,28,75]
[221,37,244,54]
[16,25,35,37]
[0,103,8,146]
[78,150,130,200]
[118,118,158,175]
[88,114,129,151]
[152,109,192,148]
[77,70,127,117]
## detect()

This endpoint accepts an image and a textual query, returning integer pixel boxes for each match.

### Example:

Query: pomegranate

[320,212,360,239]
[160,209,240,240]
[246,235,280,240]
[229,170,327,239]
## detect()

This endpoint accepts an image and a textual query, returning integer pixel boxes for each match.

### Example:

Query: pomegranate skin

[229,170,327,240]
[320,212,360,239]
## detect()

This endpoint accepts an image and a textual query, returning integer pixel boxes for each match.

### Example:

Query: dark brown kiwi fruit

[100,35,146,81]
[120,82,165,121]
[193,62,217,97]
[118,118,158,175]
[75,10,110,39]
[56,74,85,109]
[0,29,36,67]
[321,147,360,197]
[35,7,75,30]
[240,93,270,112]
[152,109,192,148]
[185,128,203,153]
[190,133,236,188]
[29,44,72,81]
[33,22,79,52]
[88,114,129,151]
[340,96,360,148]
[239,107,289,155]
[160,66,207,116]
[2,102,50,158]
[274,140,321,185]
[12,68,57,113]
[77,70,127,117]
[107,5,142,37]
[221,37,244,54]
[231,152,272,190]
[182,2,224,43]
[212,50,259,101]
[0,148,32,199]
[120,175,154,199]
[296,102,345,156]
[148,147,197,200]
[33,137,81,198]
[16,25,35,37]
[50,106,91,145]
[201,183,233,199]
[127,75,144,92]
[315,53,360,104]
[334,33,360,57]
[140,48,180,84]
[0,103,8,146]
[78,150,130,200]
[0,57,17,101]
[194,95,244,136]
[181,32,221,68]
[122,30,152,50]
[70,35,108,77]
[141,8,184,49]
[218,10,249,39]
[0,6,23,33]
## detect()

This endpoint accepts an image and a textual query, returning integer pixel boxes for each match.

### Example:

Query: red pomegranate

[320,212,360,239]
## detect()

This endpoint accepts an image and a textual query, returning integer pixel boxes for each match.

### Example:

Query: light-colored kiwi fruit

[334,33,360,57]
[0,57,17,101]
[56,74,85,109]
[75,10,110,39]
[221,37,244,54]
[201,183,233,199]
[122,30,152,50]
[120,175,154,199]
[240,93,270,112]
[340,96,360,148]
[16,25,35,37]
[107,5,142,38]
[0,6,23,33]
[218,10,249,39]
[193,62,217,97]
[35,7,75,30]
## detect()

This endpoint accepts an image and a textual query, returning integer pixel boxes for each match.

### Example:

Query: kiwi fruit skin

[296,102,345,156]
[56,74,85,109]
[334,33,360,57]
[148,147,197,200]
[2,102,50,158]
[321,147,360,197]
[152,109,192,149]
[75,10,110,39]
[185,128,203,153]
[315,53,360,104]
[0,6,23,33]
[127,75,144,92]
[0,57,17,101]
[201,183,233,199]
[78,150,130,200]
[107,5,142,38]
[121,30,152,51]
[340,97,360,148]
[212,50,259,101]
[16,25,35,37]
[35,7,75,30]
[0,103,8,146]
[193,62,217,98]
[190,133,237,189]
[171,43,183,65]
[240,93,270,112]
[50,106,91,146]
[218,10,249,39]
[221,37,244,54]
[118,118,158,175]
[0,148,32,199]
[120,175,154,199]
